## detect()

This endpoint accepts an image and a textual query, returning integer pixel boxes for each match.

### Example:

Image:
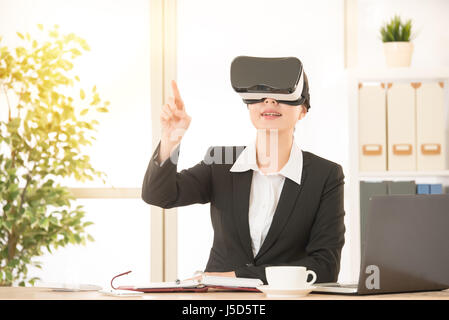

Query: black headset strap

[243,96,307,107]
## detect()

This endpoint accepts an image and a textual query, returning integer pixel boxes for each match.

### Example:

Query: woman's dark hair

[302,72,311,112]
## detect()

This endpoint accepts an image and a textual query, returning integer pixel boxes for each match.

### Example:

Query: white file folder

[358,83,387,171]
[387,82,416,171]
[416,82,446,171]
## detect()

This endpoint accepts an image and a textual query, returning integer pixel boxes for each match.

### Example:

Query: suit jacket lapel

[254,151,310,260]
[232,169,255,261]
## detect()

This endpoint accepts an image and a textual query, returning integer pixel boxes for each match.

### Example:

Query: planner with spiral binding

[110,271,263,293]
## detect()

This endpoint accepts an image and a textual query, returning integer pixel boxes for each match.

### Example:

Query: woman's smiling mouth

[261,109,282,119]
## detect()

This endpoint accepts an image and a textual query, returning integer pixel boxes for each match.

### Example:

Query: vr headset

[230,56,310,110]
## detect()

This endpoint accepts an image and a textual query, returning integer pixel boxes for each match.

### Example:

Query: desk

[1,287,449,300]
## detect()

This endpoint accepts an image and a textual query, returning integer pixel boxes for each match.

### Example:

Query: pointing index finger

[171,80,184,110]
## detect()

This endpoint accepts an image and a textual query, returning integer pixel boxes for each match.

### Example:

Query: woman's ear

[298,105,307,120]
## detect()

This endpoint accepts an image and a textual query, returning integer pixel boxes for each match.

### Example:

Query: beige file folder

[416,82,446,171]
[358,83,387,171]
[387,82,416,171]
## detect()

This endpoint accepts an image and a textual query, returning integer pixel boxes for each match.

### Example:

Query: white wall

[176,0,351,282]
[176,0,449,284]
[358,0,449,69]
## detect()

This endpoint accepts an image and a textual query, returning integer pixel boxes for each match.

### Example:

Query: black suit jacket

[142,141,346,284]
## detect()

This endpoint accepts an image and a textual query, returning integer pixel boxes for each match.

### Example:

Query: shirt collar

[230,137,303,185]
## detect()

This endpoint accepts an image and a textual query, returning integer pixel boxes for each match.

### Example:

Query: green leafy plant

[0,24,109,286]
[380,15,413,42]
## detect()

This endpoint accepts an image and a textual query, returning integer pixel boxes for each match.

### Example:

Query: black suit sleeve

[141,141,212,208]
[235,164,346,284]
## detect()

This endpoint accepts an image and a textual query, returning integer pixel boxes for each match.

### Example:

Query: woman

[142,72,345,284]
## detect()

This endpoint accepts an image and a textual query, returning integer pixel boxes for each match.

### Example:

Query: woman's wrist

[159,136,182,163]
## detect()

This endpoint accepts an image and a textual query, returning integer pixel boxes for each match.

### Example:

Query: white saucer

[257,285,316,298]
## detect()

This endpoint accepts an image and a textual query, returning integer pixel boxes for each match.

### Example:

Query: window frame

[68,0,178,282]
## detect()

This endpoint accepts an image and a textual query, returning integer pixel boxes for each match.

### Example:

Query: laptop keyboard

[319,283,358,288]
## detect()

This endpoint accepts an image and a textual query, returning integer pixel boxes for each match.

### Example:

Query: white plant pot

[383,41,414,67]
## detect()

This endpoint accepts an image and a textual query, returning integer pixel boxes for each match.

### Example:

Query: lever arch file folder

[430,184,443,194]
[416,82,446,171]
[387,180,416,195]
[417,184,430,194]
[387,83,416,171]
[358,83,387,172]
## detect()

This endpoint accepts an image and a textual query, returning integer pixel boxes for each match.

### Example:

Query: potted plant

[0,24,109,286]
[380,15,415,67]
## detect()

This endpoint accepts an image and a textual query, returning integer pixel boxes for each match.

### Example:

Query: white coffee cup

[265,266,317,289]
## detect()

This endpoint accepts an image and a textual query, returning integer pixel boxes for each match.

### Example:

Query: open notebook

[111,272,263,293]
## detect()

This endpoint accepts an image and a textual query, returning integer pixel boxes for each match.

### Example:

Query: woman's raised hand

[159,80,191,162]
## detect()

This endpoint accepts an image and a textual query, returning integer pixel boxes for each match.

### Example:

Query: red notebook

[111,271,263,293]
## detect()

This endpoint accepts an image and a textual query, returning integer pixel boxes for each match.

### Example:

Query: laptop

[314,194,449,295]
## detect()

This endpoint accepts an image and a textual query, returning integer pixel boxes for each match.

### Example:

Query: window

[0,0,152,287]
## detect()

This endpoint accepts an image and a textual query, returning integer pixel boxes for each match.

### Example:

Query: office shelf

[358,170,449,179]
[345,68,449,283]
